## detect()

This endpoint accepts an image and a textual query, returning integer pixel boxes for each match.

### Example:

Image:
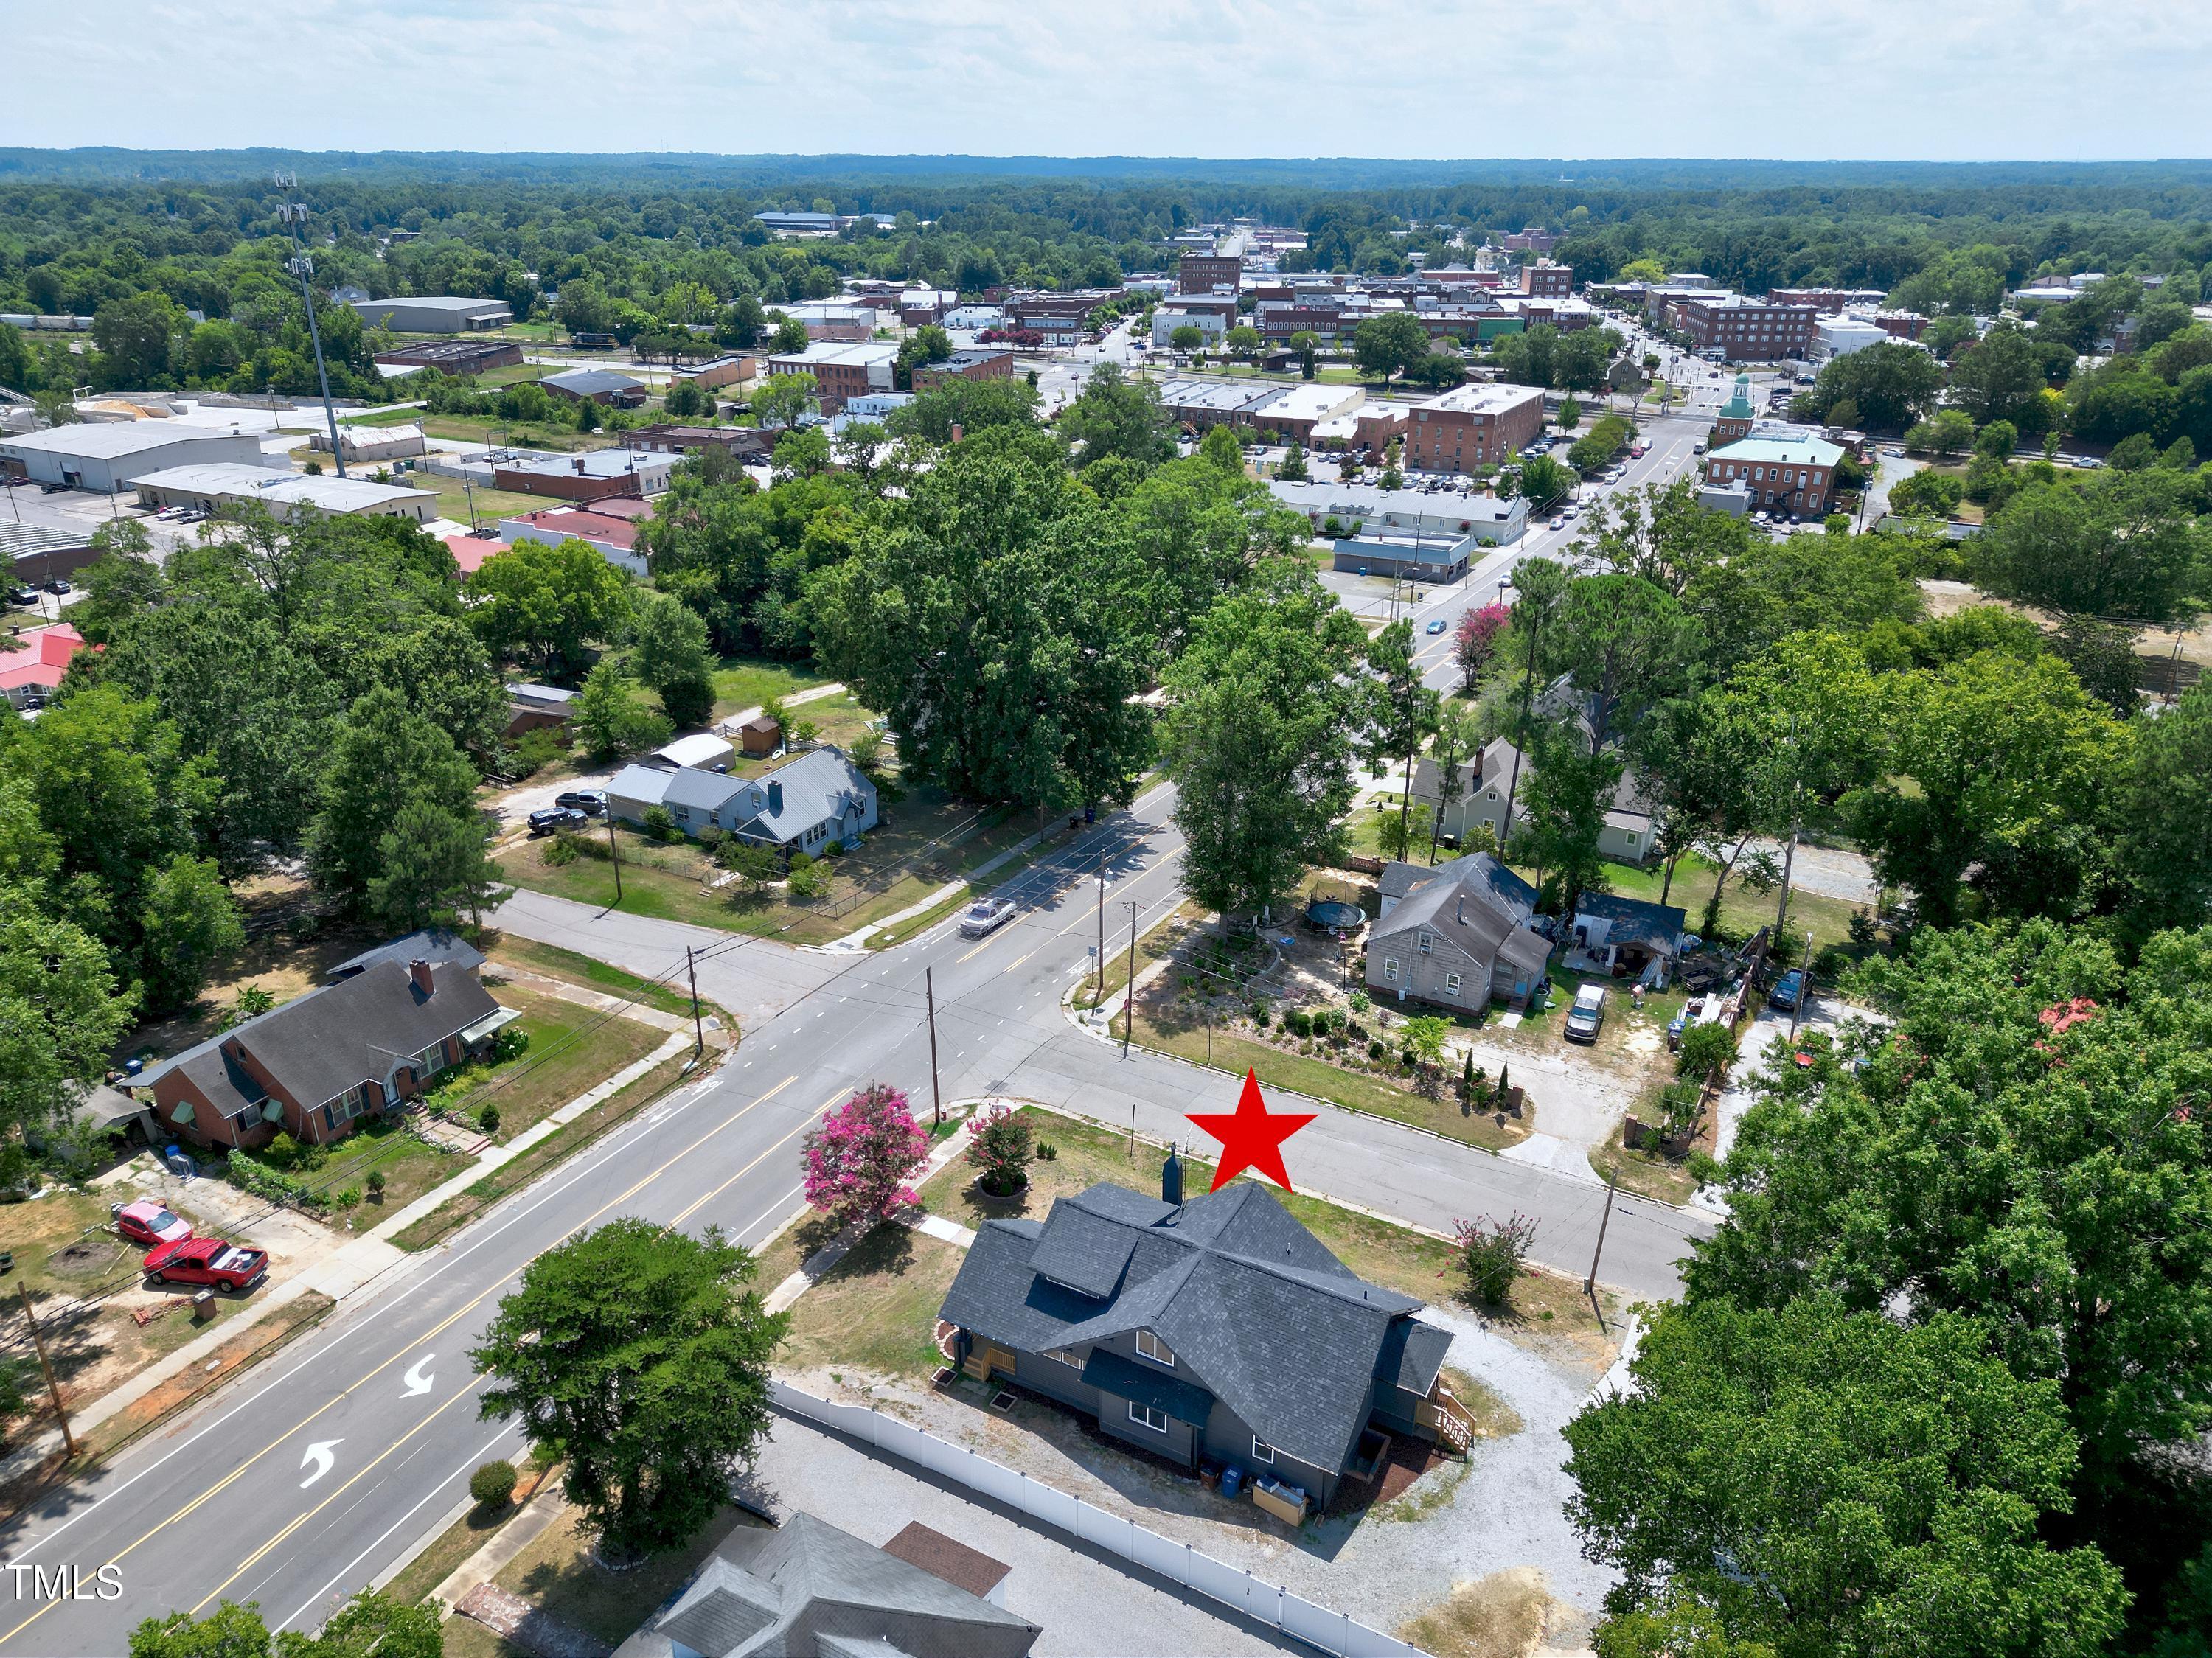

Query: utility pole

[1120,902,1139,1057]
[1773,714,1804,948]
[274,179,346,479]
[19,1284,74,1458]
[1500,600,1542,848]
[685,945,704,1055]
[925,967,943,1129]
[1583,1169,1618,1306]
[606,812,622,902]
[1787,933,1814,1045]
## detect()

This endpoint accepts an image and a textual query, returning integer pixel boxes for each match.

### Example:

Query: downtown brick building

[1404,383,1547,476]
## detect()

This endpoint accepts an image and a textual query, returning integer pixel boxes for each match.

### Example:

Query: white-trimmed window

[321,1082,368,1133]
[1045,1348,1083,1369]
[1417,932,1433,953]
[1135,1330,1175,1368]
[1251,1437,1276,1465]
[1383,958,1400,983]
[1128,1401,1169,1434]
[1444,972,1463,995]
[411,1042,448,1079]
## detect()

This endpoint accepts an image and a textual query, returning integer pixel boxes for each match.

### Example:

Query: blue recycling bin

[1220,1466,1245,1499]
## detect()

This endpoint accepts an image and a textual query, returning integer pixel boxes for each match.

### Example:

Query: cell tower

[274,173,348,478]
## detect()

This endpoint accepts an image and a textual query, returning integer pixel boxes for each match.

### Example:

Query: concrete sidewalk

[0,1031,702,1480]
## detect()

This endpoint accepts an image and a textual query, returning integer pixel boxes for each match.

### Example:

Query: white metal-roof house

[607,749,879,853]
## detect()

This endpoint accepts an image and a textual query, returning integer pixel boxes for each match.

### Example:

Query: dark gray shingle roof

[940,1181,1444,1479]
[142,959,499,1117]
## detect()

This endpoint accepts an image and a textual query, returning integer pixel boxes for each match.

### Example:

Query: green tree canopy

[471,1218,785,1558]
[1161,561,1374,926]
[465,537,634,678]
[1567,1295,2126,1658]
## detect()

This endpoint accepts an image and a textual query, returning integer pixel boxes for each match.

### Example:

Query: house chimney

[408,959,435,997]
[767,779,784,815]
[1162,1143,1183,1207]
[1456,894,1466,926]
[949,422,964,444]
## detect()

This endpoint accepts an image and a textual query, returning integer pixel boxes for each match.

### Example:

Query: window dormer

[1135,1330,1175,1368]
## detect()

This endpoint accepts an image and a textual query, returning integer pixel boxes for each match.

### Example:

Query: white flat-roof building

[311,422,428,463]
[347,296,514,334]
[0,424,264,492]
[1814,316,1893,359]
[132,463,437,523]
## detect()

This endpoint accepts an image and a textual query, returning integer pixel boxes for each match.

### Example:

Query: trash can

[192,1289,216,1322]
[1220,1466,1245,1499]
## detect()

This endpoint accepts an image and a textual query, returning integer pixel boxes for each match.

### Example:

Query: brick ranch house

[138,950,508,1151]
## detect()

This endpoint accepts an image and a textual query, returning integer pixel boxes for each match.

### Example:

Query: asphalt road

[0,780,1706,1651]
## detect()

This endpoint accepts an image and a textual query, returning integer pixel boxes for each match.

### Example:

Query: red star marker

[1186,1070,1316,1194]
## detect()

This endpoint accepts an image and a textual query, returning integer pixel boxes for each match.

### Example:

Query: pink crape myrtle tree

[801,1084,931,1228]
[1453,601,1512,691]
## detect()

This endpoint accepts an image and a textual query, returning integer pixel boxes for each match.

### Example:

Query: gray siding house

[937,1167,1462,1509]
[1367,853,1552,1014]
[1411,738,1662,867]
[607,747,879,853]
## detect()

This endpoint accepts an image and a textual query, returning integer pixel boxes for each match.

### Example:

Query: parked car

[1425,618,1447,635]
[527,807,585,837]
[1882,446,1904,458]
[113,1200,193,1249]
[1548,515,1567,530]
[5,584,38,607]
[958,896,1018,938]
[1565,982,1608,1043]
[143,1237,268,1293]
[44,577,72,595]
[1769,969,1809,1012]
[554,790,608,817]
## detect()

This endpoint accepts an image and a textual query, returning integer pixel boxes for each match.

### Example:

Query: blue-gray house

[937,1162,1466,1509]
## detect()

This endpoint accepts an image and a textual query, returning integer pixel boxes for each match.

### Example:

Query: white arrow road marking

[403,1356,436,1397]
[299,1439,343,1488]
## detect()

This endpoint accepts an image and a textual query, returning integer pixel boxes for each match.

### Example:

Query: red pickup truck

[142,1238,269,1293]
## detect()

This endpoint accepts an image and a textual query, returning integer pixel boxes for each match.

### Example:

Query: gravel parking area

[748,1413,1309,1657]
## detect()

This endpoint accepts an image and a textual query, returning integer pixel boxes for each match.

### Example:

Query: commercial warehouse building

[132,464,437,523]
[347,296,514,334]
[0,424,265,492]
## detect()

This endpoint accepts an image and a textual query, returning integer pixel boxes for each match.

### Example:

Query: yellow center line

[956,937,993,963]
[667,1093,844,1227]
[189,1380,484,1615]
[0,1071,802,1653]
[1001,951,1034,975]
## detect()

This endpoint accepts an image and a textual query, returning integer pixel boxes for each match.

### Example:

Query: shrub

[508,728,565,778]
[333,1185,363,1208]
[1676,1021,1737,1081]
[1250,1002,1270,1027]
[1368,1038,1387,1060]
[470,1460,519,1508]
[366,1170,386,1198]
[787,860,833,899]
[1283,1009,1313,1039]
[1035,1140,1058,1162]
[697,826,725,852]
[967,1104,1035,1197]
[543,834,580,866]
[1454,1211,1538,1307]
[1348,991,1371,1015]
[641,804,678,843]
[478,1104,501,1133]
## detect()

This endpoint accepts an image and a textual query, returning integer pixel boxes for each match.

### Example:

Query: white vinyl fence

[773,1382,1425,1658]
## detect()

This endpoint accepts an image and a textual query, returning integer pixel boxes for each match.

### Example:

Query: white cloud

[10,0,2209,159]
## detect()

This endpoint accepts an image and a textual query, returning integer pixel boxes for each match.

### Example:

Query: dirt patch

[1397,1567,1572,1658]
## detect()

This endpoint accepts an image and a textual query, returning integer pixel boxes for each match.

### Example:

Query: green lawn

[1597,853,1868,953]
[424,986,665,1142]
[710,654,837,720]
[424,476,555,526]
[417,414,617,452]
[500,784,1057,949]
[757,1222,966,1382]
